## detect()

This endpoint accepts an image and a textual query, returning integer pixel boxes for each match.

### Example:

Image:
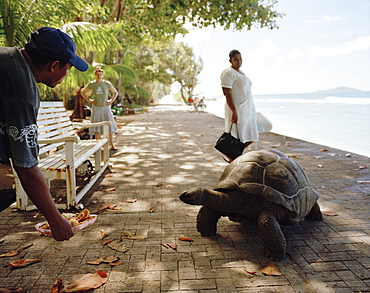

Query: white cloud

[307,36,370,57]
[249,39,278,63]
[304,15,343,24]
[276,50,305,64]
[323,15,342,22]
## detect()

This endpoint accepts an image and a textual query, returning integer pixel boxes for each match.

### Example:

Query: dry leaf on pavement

[7,259,41,269]
[107,239,128,253]
[100,230,109,239]
[65,270,108,292]
[161,243,178,250]
[51,278,64,293]
[261,262,282,276]
[0,243,33,258]
[322,211,338,216]
[178,235,194,242]
[244,269,256,275]
[0,288,22,293]
[102,239,114,246]
[126,198,137,203]
[97,202,122,213]
[123,231,146,240]
[0,251,19,258]
[104,188,116,192]
[87,256,119,265]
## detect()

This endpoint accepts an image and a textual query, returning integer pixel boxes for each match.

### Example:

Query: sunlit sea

[204,92,370,157]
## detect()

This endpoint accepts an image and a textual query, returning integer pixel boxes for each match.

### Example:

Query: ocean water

[204,92,370,157]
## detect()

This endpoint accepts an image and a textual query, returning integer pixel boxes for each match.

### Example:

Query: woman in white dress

[220,50,259,162]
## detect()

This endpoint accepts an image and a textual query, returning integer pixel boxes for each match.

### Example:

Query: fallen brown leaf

[122,231,146,240]
[261,262,282,276]
[0,288,22,293]
[102,239,114,246]
[65,270,108,292]
[99,202,117,210]
[0,251,19,258]
[0,243,33,258]
[126,198,137,203]
[244,269,257,275]
[359,165,367,169]
[320,148,328,152]
[87,256,119,265]
[51,278,64,293]
[322,211,338,216]
[104,188,116,192]
[107,239,128,253]
[178,235,194,242]
[100,230,109,239]
[161,243,178,250]
[149,208,155,213]
[7,259,41,269]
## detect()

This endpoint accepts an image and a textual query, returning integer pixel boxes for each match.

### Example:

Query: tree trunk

[70,89,85,121]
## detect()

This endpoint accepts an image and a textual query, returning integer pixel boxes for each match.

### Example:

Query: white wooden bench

[12,101,112,210]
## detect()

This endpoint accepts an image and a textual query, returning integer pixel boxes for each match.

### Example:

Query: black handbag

[214,123,245,160]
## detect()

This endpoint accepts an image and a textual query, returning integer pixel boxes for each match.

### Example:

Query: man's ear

[49,60,60,73]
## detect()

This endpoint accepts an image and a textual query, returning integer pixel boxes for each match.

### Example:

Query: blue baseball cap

[27,27,88,71]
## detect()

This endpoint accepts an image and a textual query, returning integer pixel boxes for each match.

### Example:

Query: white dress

[220,67,259,143]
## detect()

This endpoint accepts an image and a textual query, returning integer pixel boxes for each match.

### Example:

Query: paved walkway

[0,101,369,292]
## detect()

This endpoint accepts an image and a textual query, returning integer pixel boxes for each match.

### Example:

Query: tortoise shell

[216,148,319,220]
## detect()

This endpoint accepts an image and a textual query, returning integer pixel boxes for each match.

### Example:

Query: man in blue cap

[0,27,88,242]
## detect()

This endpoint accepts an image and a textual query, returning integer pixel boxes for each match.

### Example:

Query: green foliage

[1,0,282,105]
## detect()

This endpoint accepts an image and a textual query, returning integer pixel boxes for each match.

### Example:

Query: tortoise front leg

[197,206,222,236]
[258,210,286,261]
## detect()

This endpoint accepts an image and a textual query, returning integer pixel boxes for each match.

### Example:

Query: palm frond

[59,22,122,54]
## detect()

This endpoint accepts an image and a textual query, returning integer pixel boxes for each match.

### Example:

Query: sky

[175,0,370,96]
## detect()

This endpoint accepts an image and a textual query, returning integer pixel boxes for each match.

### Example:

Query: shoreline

[192,95,370,158]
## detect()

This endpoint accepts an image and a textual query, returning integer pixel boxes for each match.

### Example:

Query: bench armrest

[72,121,112,129]
[38,135,80,144]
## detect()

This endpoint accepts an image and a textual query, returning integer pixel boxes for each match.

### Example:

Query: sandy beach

[0,98,369,292]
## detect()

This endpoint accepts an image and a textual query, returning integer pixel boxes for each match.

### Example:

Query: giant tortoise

[180,148,322,260]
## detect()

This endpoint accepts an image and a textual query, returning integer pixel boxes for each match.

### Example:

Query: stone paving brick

[0,103,369,292]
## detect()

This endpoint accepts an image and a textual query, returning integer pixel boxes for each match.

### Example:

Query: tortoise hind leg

[306,202,323,221]
[197,206,222,236]
[258,210,286,261]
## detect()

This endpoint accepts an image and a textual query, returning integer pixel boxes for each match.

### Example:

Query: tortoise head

[179,188,206,205]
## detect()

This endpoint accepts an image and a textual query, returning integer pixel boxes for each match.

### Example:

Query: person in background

[81,67,118,150]
[220,49,259,162]
[0,27,88,242]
